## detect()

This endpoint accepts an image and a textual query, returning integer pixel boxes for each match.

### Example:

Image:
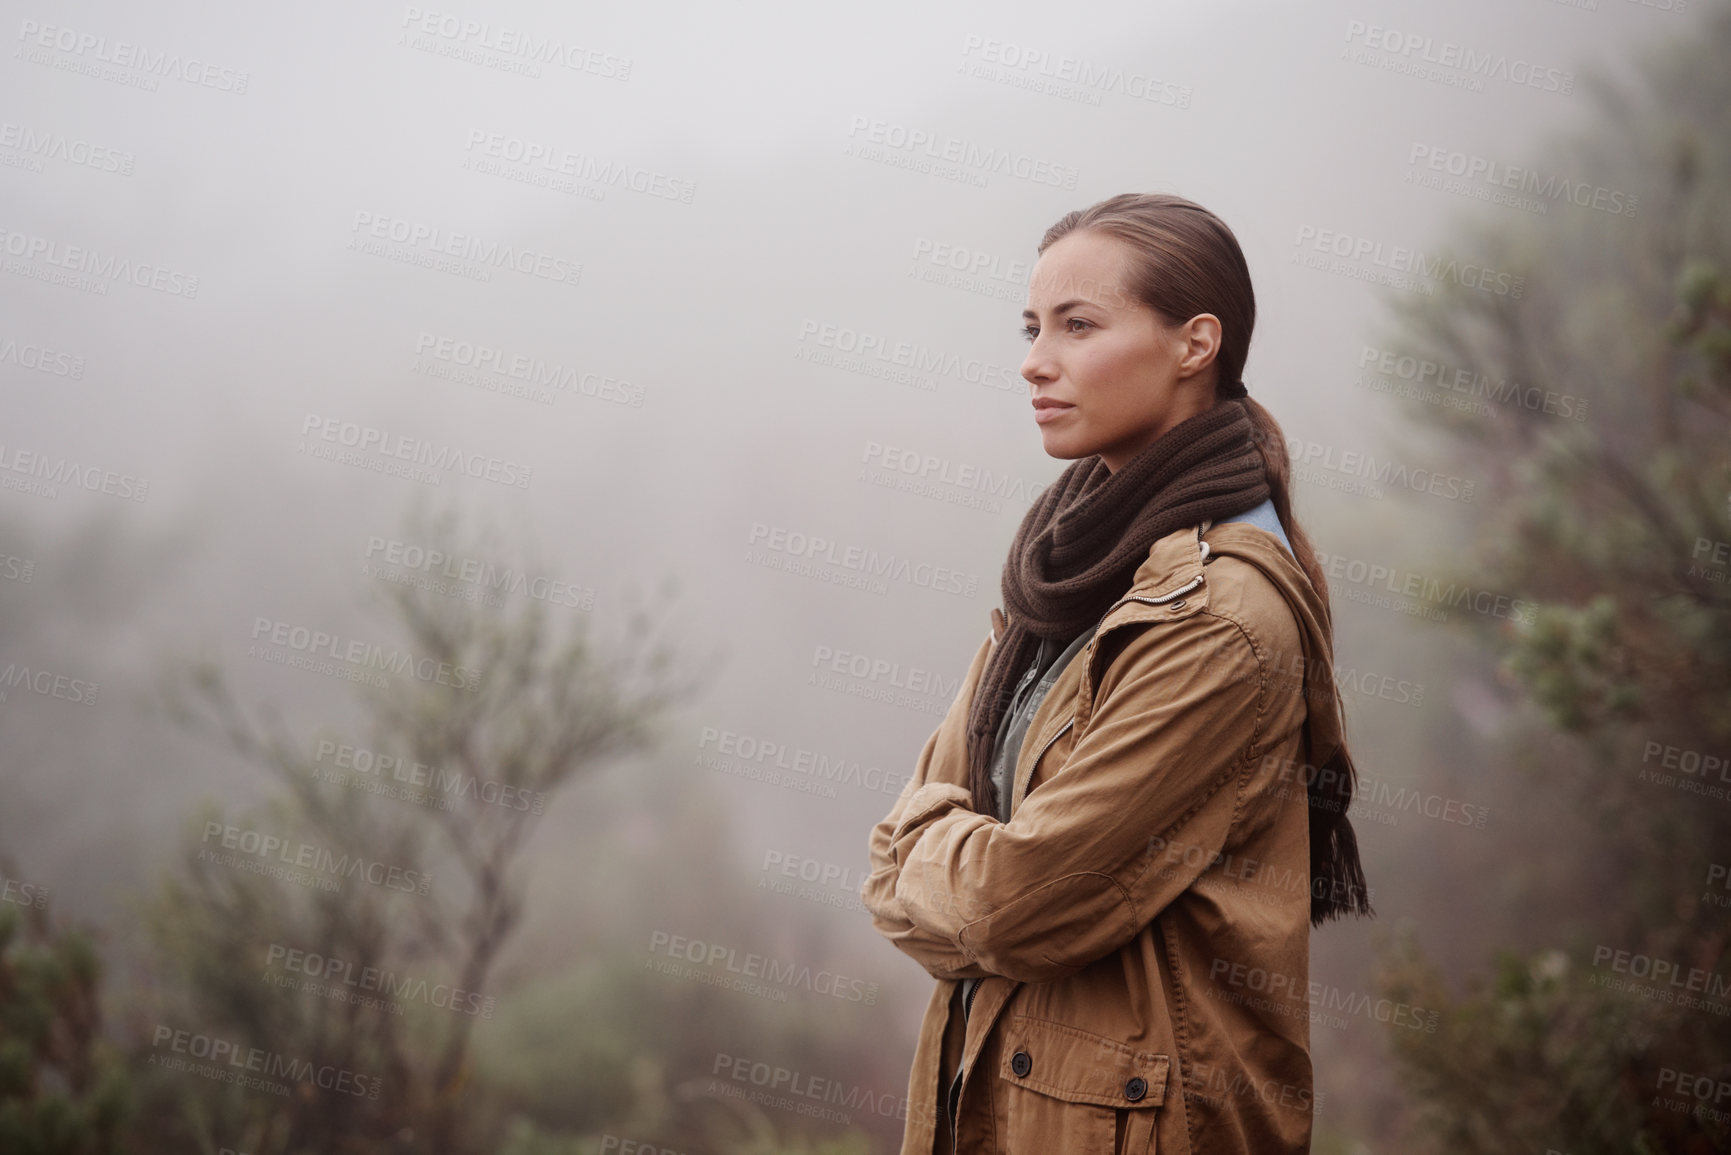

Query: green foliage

[1501,595,1641,732]
[492,1111,877,1155]
[465,785,919,1154]
[130,501,699,1155]
[1368,3,1731,1151]
[1375,929,1670,1155]
[0,897,132,1155]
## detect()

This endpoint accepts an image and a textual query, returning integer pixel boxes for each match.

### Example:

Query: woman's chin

[1038,429,1094,461]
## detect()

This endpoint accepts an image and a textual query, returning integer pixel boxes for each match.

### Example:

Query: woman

[861,193,1372,1155]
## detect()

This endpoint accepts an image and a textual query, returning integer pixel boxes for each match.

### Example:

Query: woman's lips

[1033,403,1074,425]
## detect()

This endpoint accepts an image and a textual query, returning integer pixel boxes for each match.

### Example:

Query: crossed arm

[861,611,1278,985]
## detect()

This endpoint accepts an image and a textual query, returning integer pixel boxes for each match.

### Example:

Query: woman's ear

[1177,313,1224,380]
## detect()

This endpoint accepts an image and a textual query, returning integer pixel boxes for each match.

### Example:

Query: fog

[0,0,1705,1150]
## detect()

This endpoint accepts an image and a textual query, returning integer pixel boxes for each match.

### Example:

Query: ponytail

[1238,392,1373,926]
[1038,192,1374,926]
[1240,395,1331,615]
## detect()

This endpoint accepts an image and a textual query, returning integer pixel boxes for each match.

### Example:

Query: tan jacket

[862,518,1345,1155]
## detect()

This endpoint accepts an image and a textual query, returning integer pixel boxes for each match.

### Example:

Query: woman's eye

[1020,318,1090,341]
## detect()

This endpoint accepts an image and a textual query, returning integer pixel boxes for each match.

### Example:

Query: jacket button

[1167,599,1186,611]
[1010,1050,1032,1078]
[1124,1076,1147,1102]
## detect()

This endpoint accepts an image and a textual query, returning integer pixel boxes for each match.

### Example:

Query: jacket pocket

[995,1014,1167,1155]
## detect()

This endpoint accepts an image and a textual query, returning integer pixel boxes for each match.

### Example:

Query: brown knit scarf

[966,399,1270,816]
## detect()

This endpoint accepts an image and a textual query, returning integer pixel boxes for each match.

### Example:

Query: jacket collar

[1197,520,1346,768]
[1120,522,1210,603]
[994,517,1347,778]
[1092,519,1345,767]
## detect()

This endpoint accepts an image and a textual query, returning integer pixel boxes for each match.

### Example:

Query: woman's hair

[1035,192,1371,926]
[1036,193,1332,607]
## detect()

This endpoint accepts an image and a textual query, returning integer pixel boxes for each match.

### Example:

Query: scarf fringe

[1308,747,1375,925]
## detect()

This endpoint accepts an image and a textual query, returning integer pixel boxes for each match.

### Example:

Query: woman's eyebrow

[1021,299,1092,321]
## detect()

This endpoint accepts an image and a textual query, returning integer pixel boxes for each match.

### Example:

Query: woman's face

[1020,229,1222,473]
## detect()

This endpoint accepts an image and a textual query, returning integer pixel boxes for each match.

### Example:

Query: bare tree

[142,500,709,1155]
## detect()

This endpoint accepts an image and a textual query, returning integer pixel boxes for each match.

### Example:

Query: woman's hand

[886,610,1303,985]
[861,626,1002,982]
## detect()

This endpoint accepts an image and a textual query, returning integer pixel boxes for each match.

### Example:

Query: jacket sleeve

[887,610,1282,985]
[860,628,999,981]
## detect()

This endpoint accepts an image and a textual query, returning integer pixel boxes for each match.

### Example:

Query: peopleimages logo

[745,522,980,597]
[957,34,1192,109]
[200,821,435,896]
[1207,958,1440,1033]
[264,942,495,1018]
[0,334,85,377]
[299,412,533,489]
[711,1052,919,1126]
[0,225,199,297]
[696,725,910,797]
[1283,437,1476,503]
[860,442,1045,503]
[1590,944,1731,1007]
[1313,548,1537,625]
[0,872,48,909]
[249,615,483,691]
[1343,19,1575,94]
[796,319,1023,392]
[0,660,98,705]
[363,535,595,610]
[1293,225,1525,299]
[0,121,134,175]
[461,130,692,202]
[15,19,251,93]
[1407,144,1637,217]
[313,738,547,814]
[0,443,148,501]
[348,210,582,286]
[1357,344,1588,421]
[844,114,1079,189]
[149,1024,381,1098]
[1262,755,1491,830]
[647,931,879,1005]
[398,6,632,79]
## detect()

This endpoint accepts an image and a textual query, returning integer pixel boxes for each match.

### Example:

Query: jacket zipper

[947,972,988,1148]
[946,985,976,1152]
[945,608,1107,1149]
[948,585,1192,1145]
[1012,716,1073,812]
[949,1076,961,1153]
[947,715,1078,1147]
[1114,573,1202,611]
[1031,716,1073,766]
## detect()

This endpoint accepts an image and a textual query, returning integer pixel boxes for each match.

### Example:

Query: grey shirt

[980,495,1289,829]
[987,626,1096,823]
[956,621,1095,1026]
